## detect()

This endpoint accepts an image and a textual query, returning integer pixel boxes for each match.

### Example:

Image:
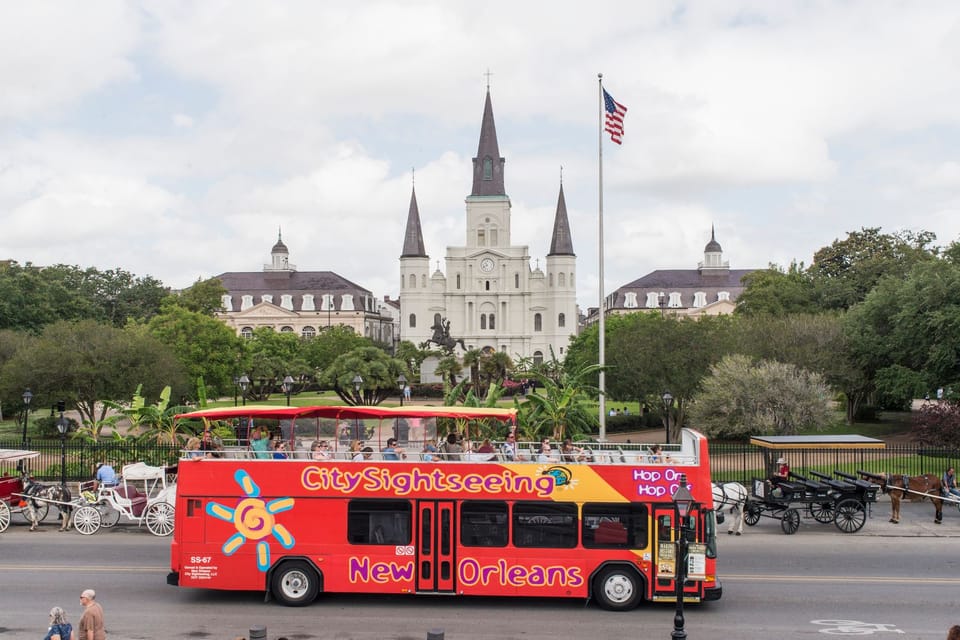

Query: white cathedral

[399,89,579,364]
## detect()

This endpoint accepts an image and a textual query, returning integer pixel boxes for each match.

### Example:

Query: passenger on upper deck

[536,438,554,463]
[476,438,497,461]
[271,438,289,459]
[560,439,586,463]
[355,446,374,461]
[648,444,670,463]
[311,441,332,461]
[382,438,406,461]
[439,433,463,460]
[500,432,518,461]
[250,427,271,459]
[422,443,438,462]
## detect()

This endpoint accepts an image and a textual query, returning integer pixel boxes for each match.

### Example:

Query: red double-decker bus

[167,405,721,610]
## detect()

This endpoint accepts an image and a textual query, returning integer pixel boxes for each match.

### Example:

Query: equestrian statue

[420,317,466,354]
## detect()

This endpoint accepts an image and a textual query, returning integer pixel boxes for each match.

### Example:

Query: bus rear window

[347,500,411,545]
[513,502,577,548]
[460,501,508,547]
[582,503,648,549]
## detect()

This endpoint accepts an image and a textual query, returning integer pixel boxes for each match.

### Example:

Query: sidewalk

[738,493,960,537]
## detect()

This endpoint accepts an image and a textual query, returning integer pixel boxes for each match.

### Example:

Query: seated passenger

[354,446,374,462]
[348,440,364,460]
[500,433,518,461]
[536,439,554,463]
[250,428,271,459]
[439,433,463,460]
[560,439,586,462]
[271,438,289,459]
[381,438,406,461]
[422,443,438,462]
[476,438,497,461]
[185,437,203,459]
[310,440,332,461]
[648,444,670,463]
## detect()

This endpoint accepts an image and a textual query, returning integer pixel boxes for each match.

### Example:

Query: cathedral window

[534,313,542,332]
[483,156,493,180]
[514,273,519,288]
[480,314,487,330]
[489,314,495,330]
[409,274,416,288]
[409,314,416,328]
[456,273,461,289]
[478,229,486,246]
[558,272,566,287]
[490,229,498,246]
[558,313,566,328]
[421,275,426,288]
[533,351,543,366]
[485,280,490,291]
[549,273,554,287]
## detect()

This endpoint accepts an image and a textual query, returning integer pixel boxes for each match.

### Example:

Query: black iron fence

[709,442,960,484]
[1,439,180,482]
[4,438,958,485]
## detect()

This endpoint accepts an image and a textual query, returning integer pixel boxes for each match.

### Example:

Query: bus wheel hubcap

[605,575,632,602]
[283,572,307,596]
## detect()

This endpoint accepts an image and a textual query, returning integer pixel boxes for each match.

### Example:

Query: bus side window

[658,514,672,540]
[582,503,648,549]
[347,499,412,545]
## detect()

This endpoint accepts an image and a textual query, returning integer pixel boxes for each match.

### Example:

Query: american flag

[603,89,627,145]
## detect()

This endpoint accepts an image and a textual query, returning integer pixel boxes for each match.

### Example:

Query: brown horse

[860,472,943,524]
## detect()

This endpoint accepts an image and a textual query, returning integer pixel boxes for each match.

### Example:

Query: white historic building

[399,89,578,364]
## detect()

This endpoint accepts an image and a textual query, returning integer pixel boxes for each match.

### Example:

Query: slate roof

[216,270,373,313]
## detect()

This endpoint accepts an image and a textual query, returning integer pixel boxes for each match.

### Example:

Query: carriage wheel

[18,499,50,523]
[810,502,835,524]
[73,505,102,535]
[145,502,175,536]
[98,505,121,528]
[834,499,866,533]
[780,508,800,535]
[0,501,10,533]
[744,501,762,526]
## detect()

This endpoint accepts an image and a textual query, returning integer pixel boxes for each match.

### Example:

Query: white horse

[712,481,747,535]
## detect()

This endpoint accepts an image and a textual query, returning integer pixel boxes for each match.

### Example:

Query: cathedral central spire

[471,89,506,197]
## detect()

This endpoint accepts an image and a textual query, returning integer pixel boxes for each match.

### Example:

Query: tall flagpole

[597,73,607,441]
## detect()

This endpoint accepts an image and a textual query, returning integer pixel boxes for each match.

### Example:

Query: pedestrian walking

[78,589,105,640]
[44,606,75,640]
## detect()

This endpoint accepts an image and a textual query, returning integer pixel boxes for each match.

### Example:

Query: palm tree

[517,363,600,441]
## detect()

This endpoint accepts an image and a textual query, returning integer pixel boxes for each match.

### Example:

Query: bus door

[415,500,456,593]
[652,505,701,602]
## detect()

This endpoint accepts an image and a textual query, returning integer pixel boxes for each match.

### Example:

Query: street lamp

[662,391,673,445]
[56,400,68,490]
[397,374,407,407]
[282,375,295,406]
[658,291,667,317]
[671,474,694,640]
[352,375,363,405]
[239,374,250,406]
[21,388,33,446]
[233,376,239,407]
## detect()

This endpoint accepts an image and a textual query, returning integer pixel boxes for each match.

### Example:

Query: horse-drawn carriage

[0,449,52,532]
[744,470,879,534]
[72,462,176,536]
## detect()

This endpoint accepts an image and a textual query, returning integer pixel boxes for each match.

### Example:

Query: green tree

[809,227,937,310]
[516,362,600,441]
[243,327,313,401]
[0,320,187,434]
[301,325,371,377]
[167,277,228,315]
[147,304,243,399]
[320,346,408,405]
[735,262,818,316]
[688,354,834,439]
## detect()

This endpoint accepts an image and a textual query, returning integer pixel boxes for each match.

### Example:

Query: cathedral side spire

[471,89,506,197]
[400,186,427,258]
[547,183,575,256]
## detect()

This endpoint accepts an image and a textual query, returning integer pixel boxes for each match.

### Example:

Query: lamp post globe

[238,374,250,407]
[397,374,407,407]
[352,375,363,405]
[21,388,33,446]
[662,391,673,445]
[670,474,694,640]
[56,403,68,490]
[282,375,295,406]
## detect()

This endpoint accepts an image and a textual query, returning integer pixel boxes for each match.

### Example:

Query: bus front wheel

[593,566,642,611]
[271,561,320,607]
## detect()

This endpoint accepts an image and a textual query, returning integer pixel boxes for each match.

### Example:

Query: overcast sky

[3,1,960,311]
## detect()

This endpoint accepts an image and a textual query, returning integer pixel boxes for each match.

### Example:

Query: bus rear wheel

[271,561,320,607]
[594,566,642,611]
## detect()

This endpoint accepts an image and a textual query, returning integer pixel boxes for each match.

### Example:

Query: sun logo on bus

[205,468,296,572]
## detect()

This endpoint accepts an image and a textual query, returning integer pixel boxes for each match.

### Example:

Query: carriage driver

[93,461,118,492]
[943,467,960,501]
